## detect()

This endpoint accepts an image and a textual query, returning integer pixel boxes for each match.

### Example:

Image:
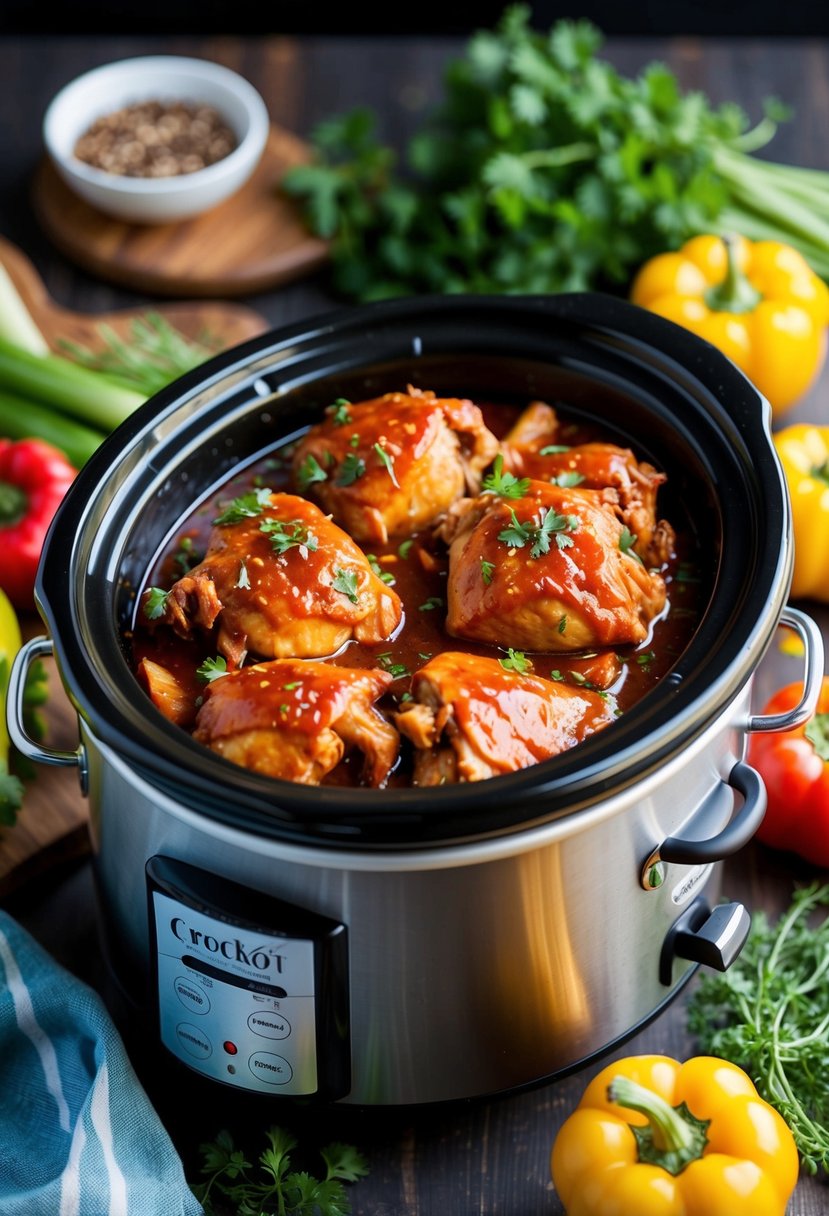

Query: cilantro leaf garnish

[196,656,228,683]
[418,596,444,612]
[619,525,644,564]
[332,567,360,602]
[480,558,495,585]
[366,554,397,585]
[213,486,273,525]
[554,470,585,488]
[296,454,329,492]
[539,444,571,456]
[259,518,319,556]
[497,506,579,557]
[499,648,532,674]
[143,586,171,620]
[336,451,367,486]
[482,454,530,500]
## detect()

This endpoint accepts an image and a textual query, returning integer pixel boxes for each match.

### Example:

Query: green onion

[0,334,145,431]
[0,390,105,468]
[0,263,49,356]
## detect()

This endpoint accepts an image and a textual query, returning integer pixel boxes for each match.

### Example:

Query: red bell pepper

[0,438,76,610]
[747,676,829,869]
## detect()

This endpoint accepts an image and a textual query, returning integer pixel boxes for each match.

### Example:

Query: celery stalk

[0,334,145,431]
[0,390,106,468]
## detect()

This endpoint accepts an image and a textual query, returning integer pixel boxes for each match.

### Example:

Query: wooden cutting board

[32,124,329,297]
[0,237,270,897]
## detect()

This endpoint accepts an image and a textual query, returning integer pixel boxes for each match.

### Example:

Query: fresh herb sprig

[282,6,829,300]
[214,487,274,526]
[687,882,829,1174]
[191,1125,369,1216]
[260,518,319,556]
[498,506,579,557]
[59,311,216,396]
[482,453,529,500]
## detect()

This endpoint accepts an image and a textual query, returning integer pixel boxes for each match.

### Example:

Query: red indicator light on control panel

[223,1040,238,1055]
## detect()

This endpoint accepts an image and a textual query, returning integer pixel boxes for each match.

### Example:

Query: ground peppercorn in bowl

[43,55,269,223]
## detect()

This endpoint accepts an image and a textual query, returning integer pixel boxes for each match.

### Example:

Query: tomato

[748,676,829,868]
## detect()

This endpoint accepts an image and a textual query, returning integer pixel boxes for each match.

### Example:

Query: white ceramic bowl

[43,56,270,224]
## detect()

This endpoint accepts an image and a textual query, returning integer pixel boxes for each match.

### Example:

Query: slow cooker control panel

[146,856,350,1099]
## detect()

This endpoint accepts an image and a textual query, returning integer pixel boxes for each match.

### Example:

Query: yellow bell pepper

[630,234,829,417]
[773,423,829,601]
[0,586,24,823]
[550,1054,799,1216]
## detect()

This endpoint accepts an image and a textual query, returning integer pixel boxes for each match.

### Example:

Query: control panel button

[175,1023,212,1059]
[174,977,211,1015]
[248,1052,294,1085]
[247,1010,291,1039]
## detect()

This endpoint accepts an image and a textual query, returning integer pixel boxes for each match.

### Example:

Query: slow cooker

[7,294,823,1106]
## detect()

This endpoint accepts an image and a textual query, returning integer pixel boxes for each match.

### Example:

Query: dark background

[2,1,828,37]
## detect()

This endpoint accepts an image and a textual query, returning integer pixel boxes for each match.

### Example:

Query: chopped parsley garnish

[143,586,171,620]
[418,596,444,612]
[636,650,656,671]
[328,397,352,425]
[482,453,530,500]
[557,614,568,634]
[332,567,360,603]
[377,652,411,680]
[259,518,319,556]
[336,451,367,486]
[366,554,397,585]
[296,454,328,492]
[499,648,532,674]
[349,433,360,448]
[553,470,585,488]
[550,669,564,681]
[213,486,273,525]
[498,507,579,557]
[283,681,302,691]
[235,560,250,589]
[480,558,495,585]
[538,444,571,456]
[398,539,414,559]
[619,525,644,564]
[196,655,228,683]
[373,442,400,487]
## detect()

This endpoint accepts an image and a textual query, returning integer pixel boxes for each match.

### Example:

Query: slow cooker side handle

[645,760,766,880]
[6,635,86,782]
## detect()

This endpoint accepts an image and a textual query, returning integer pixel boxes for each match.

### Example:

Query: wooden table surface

[2,29,829,1215]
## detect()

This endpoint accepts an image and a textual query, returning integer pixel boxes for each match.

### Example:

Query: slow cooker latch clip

[659,896,751,986]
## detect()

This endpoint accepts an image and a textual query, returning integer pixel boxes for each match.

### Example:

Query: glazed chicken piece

[442,480,667,653]
[147,491,402,666]
[501,401,675,568]
[193,659,399,787]
[395,652,616,784]
[290,387,499,544]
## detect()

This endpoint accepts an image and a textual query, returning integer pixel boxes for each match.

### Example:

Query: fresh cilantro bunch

[282,5,813,300]
[192,1125,369,1216]
[687,882,829,1175]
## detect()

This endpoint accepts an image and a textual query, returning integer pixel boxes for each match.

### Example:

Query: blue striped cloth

[0,910,203,1216]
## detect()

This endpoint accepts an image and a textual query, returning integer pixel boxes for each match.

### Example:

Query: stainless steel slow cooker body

[13,293,824,1106]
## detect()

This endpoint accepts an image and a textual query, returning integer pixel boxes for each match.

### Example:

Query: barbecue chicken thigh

[442,480,667,653]
[149,491,402,666]
[396,652,615,784]
[502,401,675,567]
[290,387,499,544]
[193,659,399,786]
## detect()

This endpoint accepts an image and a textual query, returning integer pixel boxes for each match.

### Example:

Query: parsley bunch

[192,1125,369,1216]
[283,6,829,300]
[687,882,829,1174]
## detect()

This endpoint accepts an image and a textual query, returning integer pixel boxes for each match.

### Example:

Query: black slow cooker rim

[35,292,791,849]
